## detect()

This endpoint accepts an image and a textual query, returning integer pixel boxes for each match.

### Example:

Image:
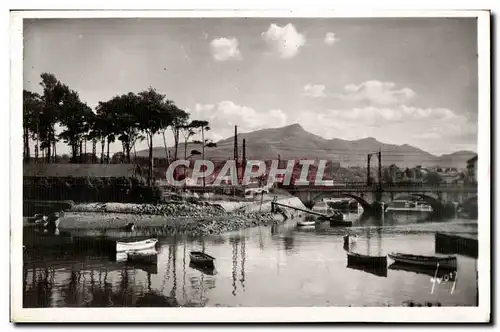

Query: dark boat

[388,262,457,280]
[190,251,215,268]
[388,252,457,270]
[347,263,388,278]
[346,251,387,268]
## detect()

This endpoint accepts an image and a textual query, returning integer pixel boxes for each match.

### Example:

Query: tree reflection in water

[230,237,239,296]
[24,267,53,308]
[88,268,113,306]
[283,233,295,253]
[240,237,246,291]
[61,269,81,306]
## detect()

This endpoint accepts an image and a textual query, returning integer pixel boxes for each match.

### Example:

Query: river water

[23,211,478,307]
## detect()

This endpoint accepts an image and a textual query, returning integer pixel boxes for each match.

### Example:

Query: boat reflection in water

[22,208,477,307]
[189,262,217,276]
[388,262,457,281]
[346,263,388,278]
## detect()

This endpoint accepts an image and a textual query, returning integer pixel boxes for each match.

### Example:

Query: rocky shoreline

[69,201,228,218]
[51,210,285,237]
[26,200,287,237]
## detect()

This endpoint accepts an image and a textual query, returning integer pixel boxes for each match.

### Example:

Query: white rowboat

[116,238,158,253]
[297,220,316,227]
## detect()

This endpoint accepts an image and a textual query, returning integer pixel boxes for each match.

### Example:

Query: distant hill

[136,123,476,168]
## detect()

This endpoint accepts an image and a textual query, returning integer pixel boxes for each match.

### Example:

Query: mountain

[136,124,476,168]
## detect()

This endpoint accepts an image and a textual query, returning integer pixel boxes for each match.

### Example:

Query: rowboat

[347,251,387,268]
[127,249,158,264]
[297,220,316,227]
[388,252,457,269]
[190,251,215,268]
[116,238,158,253]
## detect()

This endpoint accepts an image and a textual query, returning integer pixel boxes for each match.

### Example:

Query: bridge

[159,181,478,218]
[283,182,478,218]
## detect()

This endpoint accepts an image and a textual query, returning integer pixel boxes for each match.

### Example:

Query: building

[466,155,478,183]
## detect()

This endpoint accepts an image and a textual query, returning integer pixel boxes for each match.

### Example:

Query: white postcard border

[9,9,491,323]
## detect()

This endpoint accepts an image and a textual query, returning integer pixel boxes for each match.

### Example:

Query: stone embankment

[69,201,227,218]
[46,199,289,237]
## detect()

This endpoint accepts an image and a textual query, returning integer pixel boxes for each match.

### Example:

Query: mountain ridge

[136,123,476,168]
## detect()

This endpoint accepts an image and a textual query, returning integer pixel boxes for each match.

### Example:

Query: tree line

[23,73,215,185]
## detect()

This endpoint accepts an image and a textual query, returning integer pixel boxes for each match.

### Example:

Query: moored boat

[346,251,387,268]
[297,220,316,227]
[388,252,457,269]
[385,200,433,212]
[116,238,158,253]
[190,251,215,268]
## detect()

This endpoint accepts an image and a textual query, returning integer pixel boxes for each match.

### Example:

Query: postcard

[10,9,490,323]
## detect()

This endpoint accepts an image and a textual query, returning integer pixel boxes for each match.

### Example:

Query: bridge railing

[281,182,478,190]
[158,181,478,192]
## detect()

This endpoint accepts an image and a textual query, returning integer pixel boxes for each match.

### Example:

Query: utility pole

[367,154,372,186]
[242,138,246,186]
[234,125,238,183]
[234,125,238,162]
[378,149,382,186]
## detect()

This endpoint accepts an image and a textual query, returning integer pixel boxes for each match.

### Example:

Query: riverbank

[23,195,308,237]
[45,211,284,237]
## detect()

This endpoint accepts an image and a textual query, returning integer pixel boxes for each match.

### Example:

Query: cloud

[210,37,242,61]
[190,101,288,140]
[261,23,306,59]
[303,84,326,98]
[337,80,417,106]
[324,32,338,46]
[328,105,462,125]
[296,105,476,154]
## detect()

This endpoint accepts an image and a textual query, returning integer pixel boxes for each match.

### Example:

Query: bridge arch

[310,192,373,212]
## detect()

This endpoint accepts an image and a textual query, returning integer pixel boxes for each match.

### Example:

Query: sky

[23,17,478,156]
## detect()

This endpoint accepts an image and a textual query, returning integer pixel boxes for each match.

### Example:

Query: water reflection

[346,264,388,278]
[23,211,478,307]
[283,233,295,253]
[231,237,238,296]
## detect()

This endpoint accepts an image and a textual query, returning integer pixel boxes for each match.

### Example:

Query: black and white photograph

[10,9,490,323]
